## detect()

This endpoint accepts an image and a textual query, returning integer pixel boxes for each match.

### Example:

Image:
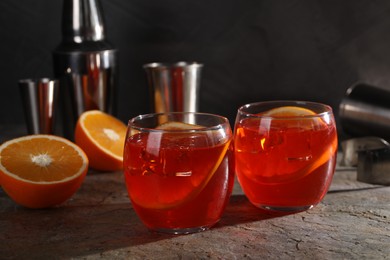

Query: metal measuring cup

[19,78,59,135]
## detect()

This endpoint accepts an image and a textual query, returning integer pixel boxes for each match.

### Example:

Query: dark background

[2,0,390,141]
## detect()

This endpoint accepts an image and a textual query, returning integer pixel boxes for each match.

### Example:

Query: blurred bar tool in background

[53,0,118,139]
[144,62,203,113]
[339,82,390,141]
[339,82,390,185]
[19,78,59,135]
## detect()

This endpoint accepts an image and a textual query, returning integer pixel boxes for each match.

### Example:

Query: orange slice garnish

[252,136,338,184]
[262,105,326,129]
[0,135,88,208]
[263,106,317,117]
[156,121,204,130]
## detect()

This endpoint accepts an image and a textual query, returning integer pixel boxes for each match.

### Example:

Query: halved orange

[0,135,88,208]
[74,110,127,171]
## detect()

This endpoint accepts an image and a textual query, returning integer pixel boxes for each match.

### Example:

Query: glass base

[257,204,314,213]
[151,225,211,235]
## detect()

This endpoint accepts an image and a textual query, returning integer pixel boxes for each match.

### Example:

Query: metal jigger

[143,62,203,113]
[19,78,59,135]
[53,0,118,139]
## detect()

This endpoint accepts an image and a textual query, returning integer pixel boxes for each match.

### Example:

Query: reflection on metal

[340,137,389,167]
[358,148,390,186]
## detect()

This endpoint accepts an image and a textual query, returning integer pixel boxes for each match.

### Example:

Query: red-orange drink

[123,113,233,234]
[234,102,337,212]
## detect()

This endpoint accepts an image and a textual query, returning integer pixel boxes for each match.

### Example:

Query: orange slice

[156,121,204,130]
[75,110,127,171]
[248,136,338,184]
[0,135,88,208]
[262,106,325,128]
[262,106,317,117]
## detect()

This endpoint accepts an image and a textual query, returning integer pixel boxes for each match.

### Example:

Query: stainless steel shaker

[339,82,390,141]
[143,62,203,113]
[339,82,390,185]
[53,0,118,139]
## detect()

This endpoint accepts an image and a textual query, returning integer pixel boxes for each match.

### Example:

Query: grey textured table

[0,124,389,259]
[1,157,389,259]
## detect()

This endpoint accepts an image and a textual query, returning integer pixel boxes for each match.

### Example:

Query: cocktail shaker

[53,0,118,139]
[339,82,390,141]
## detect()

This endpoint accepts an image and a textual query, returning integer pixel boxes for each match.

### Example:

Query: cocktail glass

[234,101,338,212]
[123,112,234,234]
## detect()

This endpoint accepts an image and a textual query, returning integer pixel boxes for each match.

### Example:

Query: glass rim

[143,61,203,70]
[128,112,230,132]
[237,100,333,119]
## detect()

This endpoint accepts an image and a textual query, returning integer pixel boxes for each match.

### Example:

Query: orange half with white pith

[0,134,88,208]
[74,110,127,171]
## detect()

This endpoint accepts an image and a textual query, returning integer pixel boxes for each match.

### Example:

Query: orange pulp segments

[75,110,127,171]
[0,135,88,208]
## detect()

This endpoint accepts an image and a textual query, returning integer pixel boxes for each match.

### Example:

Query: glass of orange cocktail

[123,112,234,234]
[234,101,337,212]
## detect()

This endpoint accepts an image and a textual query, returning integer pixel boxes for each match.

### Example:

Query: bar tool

[19,78,59,134]
[340,137,390,185]
[143,62,203,113]
[339,82,390,141]
[340,137,389,167]
[358,147,390,186]
[53,0,118,139]
[339,82,390,185]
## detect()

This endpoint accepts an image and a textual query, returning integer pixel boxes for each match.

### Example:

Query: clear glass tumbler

[234,101,338,212]
[123,112,234,234]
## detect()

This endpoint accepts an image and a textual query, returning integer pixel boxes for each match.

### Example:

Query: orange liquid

[234,118,337,210]
[123,132,234,232]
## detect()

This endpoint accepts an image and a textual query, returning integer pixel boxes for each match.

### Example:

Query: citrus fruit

[75,110,127,171]
[0,135,88,209]
[156,121,204,130]
[262,105,325,128]
[262,106,317,117]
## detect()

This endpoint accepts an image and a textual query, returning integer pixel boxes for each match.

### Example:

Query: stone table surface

[0,128,389,259]
[1,161,389,259]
